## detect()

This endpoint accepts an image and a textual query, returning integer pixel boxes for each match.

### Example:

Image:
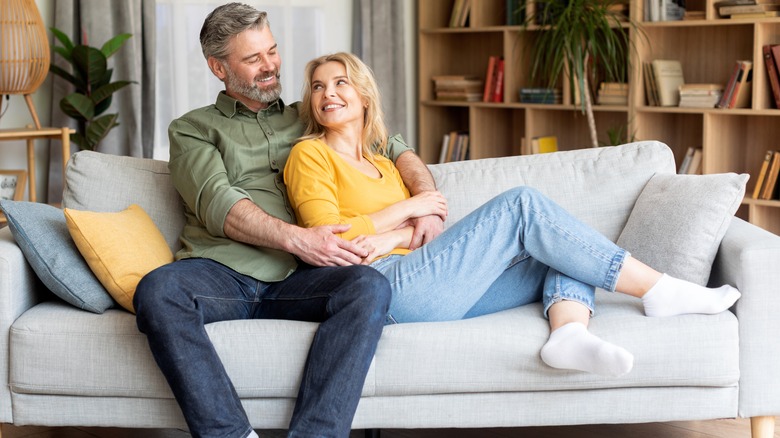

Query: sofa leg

[364,429,380,438]
[751,416,776,438]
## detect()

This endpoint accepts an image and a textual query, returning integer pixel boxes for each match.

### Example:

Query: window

[154,0,351,160]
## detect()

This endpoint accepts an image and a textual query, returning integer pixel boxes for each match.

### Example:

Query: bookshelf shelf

[417,0,780,234]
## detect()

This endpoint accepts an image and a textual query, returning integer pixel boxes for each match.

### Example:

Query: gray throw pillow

[616,172,748,286]
[0,200,115,313]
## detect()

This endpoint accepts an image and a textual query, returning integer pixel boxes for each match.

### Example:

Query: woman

[284,52,741,377]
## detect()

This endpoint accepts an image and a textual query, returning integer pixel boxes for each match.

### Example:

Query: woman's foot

[642,274,741,318]
[540,322,634,377]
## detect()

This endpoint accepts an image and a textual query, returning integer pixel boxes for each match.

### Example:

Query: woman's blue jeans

[134,260,391,438]
[370,186,628,323]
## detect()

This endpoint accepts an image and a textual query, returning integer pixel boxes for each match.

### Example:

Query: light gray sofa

[1,141,779,437]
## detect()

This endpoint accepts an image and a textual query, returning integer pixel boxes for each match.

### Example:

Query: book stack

[597,82,629,106]
[432,75,484,102]
[644,59,685,106]
[678,83,724,108]
[753,150,780,199]
[678,147,704,174]
[717,60,753,109]
[449,0,472,27]
[763,44,780,109]
[716,0,780,18]
[519,88,562,104]
[482,56,505,102]
[438,131,470,163]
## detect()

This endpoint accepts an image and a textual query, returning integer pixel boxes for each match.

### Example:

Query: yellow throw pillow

[64,204,174,313]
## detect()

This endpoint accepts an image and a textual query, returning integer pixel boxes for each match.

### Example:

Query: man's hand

[408,215,444,250]
[288,224,371,267]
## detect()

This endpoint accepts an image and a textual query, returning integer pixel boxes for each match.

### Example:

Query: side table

[0,126,74,203]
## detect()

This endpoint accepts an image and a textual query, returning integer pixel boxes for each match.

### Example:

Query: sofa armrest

[709,218,780,418]
[0,226,44,422]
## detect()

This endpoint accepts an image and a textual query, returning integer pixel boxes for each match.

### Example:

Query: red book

[764,45,780,109]
[718,61,741,108]
[482,56,498,102]
[492,58,505,103]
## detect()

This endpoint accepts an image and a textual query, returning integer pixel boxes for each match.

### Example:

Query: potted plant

[521,0,642,148]
[49,28,135,151]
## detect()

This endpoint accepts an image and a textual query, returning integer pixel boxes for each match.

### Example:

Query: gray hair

[199,3,270,60]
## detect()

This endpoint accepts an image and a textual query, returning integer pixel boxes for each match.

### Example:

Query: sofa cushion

[0,200,115,313]
[62,150,185,253]
[429,141,676,242]
[64,204,174,313]
[9,295,739,401]
[617,172,748,285]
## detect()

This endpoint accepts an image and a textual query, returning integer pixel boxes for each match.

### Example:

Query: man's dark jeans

[134,258,391,438]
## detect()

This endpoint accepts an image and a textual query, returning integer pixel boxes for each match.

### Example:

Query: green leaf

[49,64,87,91]
[101,33,132,58]
[70,132,89,151]
[71,46,108,91]
[85,113,120,150]
[49,27,74,52]
[52,46,72,63]
[94,96,113,117]
[60,93,95,121]
[92,80,135,105]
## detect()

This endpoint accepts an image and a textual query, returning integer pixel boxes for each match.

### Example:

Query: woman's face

[310,61,366,131]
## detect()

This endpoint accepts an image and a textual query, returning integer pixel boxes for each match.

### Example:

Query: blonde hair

[299,52,388,156]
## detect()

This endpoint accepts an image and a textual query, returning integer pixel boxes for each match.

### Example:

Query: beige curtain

[353,0,408,141]
[48,0,155,202]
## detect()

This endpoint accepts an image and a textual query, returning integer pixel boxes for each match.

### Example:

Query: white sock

[540,322,634,377]
[642,274,741,318]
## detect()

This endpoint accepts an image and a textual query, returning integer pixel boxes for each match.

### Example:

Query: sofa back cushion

[62,151,186,253]
[429,141,675,242]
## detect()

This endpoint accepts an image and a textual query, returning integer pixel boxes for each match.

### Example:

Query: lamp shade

[0,0,50,96]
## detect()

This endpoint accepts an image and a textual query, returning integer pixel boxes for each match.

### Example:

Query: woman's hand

[352,228,412,264]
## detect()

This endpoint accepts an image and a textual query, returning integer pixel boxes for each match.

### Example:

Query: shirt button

[267,130,274,135]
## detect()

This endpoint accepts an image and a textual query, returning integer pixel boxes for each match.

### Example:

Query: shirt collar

[215,91,286,118]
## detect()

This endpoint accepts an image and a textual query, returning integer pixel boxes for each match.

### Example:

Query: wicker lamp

[0,0,50,129]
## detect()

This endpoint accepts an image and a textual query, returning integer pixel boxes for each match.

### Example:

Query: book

[598,82,629,105]
[763,45,780,109]
[651,59,685,106]
[719,3,780,14]
[483,56,499,102]
[678,83,723,108]
[772,45,780,98]
[752,150,775,198]
[457,0,472,27]
[536,136,558,154]
[519,88,562,104]
[432,75,484,101]
[728,10,780,17]
[492,58,505,103]
[761,150,780,199]
[729,61,753,109]
[762,151,780,199]
[438,133,451,164]
[687,148,704,174]
[678,146,696,173]
[643,62,659,106]
[449,0,465,27]
[506,0,525,25]
[718,61,740,108]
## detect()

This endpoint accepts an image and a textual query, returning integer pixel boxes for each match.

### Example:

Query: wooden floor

[2,418,778,438]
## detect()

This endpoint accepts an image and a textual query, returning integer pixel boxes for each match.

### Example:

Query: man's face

[214,26,282,110]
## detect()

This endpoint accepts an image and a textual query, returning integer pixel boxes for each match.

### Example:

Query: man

[133,3,442,438]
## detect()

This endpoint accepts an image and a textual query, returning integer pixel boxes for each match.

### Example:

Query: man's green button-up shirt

[168,92,412,282]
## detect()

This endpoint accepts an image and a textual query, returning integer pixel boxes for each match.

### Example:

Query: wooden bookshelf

[417,0,780,235]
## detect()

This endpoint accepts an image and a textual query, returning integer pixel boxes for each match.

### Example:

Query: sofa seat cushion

[10,295,739,400]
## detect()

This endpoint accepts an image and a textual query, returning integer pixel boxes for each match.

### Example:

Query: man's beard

[225,66,282,104]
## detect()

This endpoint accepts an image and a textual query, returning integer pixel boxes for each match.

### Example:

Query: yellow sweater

[284,138,412,256]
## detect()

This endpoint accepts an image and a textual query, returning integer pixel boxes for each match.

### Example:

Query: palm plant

[522,0,642,148]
